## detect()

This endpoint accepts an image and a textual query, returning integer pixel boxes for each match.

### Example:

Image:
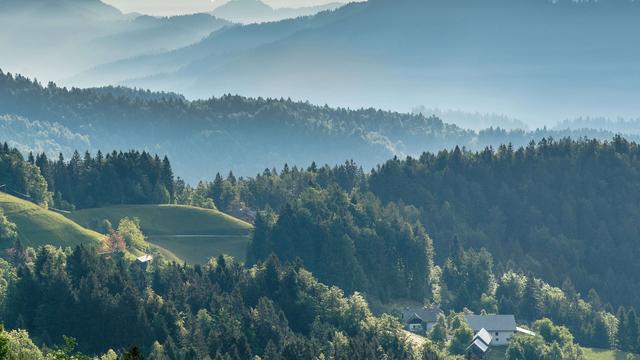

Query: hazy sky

[103,0,352,16]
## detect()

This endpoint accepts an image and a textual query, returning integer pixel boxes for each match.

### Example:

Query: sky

[102,0,352,16]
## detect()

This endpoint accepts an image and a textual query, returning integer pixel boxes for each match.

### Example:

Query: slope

[66,205,253,263]
[0,192,103,250]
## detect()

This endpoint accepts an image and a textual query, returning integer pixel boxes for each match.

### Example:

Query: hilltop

[67,204,253,263]
[0,192,103,250]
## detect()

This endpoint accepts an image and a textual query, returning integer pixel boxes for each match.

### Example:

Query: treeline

[1,142,175,210]
[0,246,426,359]
[2,69,636,180]
[0,142,50,206]
[32,150,174,210]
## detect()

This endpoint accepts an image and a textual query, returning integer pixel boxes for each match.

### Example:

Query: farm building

[464,314,535,346]
[400,307,443,333]
[466,328,492,359]
[464,314,516,346]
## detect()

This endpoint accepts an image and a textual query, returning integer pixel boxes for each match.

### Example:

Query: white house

[464,315,517,346]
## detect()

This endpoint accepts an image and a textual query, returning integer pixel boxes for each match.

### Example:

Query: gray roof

[464,315,517,332]
[468,338,489,353]
[400,307,443,324]
[474,328,492,346]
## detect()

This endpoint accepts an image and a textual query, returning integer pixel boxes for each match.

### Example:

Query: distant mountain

[555,117,640,135]
[0,0,231,81]
[0,0,122,20]
[77,0,640,125]
[413,107,529,131]
[211,0,343,24]
[2,70,635,181]
[0,114,91,156]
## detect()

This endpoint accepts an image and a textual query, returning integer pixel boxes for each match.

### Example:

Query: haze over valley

[1,0,640,359]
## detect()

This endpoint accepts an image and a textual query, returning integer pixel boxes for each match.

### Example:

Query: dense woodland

[369,137,640,309]
[195,137,640,309]
[0,247,425,359]
[177,137,640,354]
[0,142,50,206]
[1,142,175,210]
[34,150,174,210]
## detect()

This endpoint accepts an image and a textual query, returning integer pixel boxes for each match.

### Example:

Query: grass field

[484,346,635,360]
[67,204,253,263]
[0,192,103,250]
[583,348,636,360]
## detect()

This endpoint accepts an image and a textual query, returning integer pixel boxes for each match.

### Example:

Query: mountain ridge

[210,0,343,24]
[75,0,640,124]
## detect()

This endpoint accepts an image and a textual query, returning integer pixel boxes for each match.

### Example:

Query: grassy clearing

[0,192,103,250]
[486,346,507,360]
[67,204,252,236]
[480,346,635,360]
[67,204,253,264]
[147,235,250,264]
[583,348,637,360]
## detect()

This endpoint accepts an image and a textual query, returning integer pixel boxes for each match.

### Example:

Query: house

[466,328,492,359]
[136,254,153,268]
[400,307,444,333]
[464,315,517,346]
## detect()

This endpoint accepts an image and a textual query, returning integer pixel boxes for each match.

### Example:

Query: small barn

[136,254,153,269]
[466,328,492,359]
[400,307,444,333]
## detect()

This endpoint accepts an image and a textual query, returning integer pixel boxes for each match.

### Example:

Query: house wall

[490,331,514,346]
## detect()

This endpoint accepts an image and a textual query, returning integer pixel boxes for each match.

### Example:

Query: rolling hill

[66,204,253,263]
[0,192,103,250]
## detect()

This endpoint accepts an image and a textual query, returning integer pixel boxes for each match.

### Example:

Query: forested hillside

[169,138,640,354]
[1,70,634,180]
[5,138,640,357]
[202,137,640,312]
[0,247,425,358]
[368,137,640,310]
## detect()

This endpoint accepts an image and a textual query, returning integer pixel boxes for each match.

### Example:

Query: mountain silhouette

[83,0,640,123]
[211,0,342,24]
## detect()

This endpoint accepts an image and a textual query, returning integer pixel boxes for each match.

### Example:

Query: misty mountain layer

[73,0,640,125]
[210,0,343,24]
[0,0,231,81]
[1,70,636,181]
